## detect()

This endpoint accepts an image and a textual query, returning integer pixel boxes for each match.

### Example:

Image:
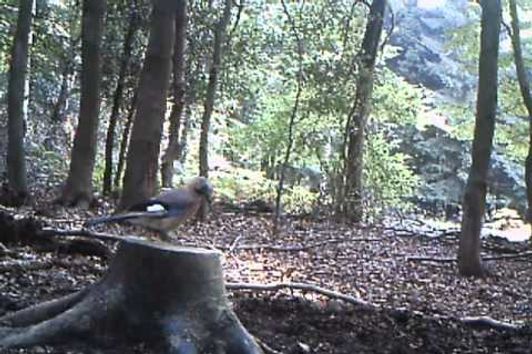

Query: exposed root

[0,288,89,327]
[0,239,262,353]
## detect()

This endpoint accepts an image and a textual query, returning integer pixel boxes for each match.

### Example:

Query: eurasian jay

[85,177,213,240]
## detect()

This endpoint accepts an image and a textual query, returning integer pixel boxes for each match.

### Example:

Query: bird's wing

[129,190,196,218]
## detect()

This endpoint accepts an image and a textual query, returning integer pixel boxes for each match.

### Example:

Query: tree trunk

[120,0,178,209]
[198,0,232,179]
[342,0,386,222]
[114,89,138,190]
[50,58,74,123]
[60,0,106,207]
[102,0,140,195]
[6,0,34,203]
[161,0,188,188]
[272,0,303,234]
[458,0,501,277]
[508,0,532,226]
[197,0,232,220]
[0,239,262,353]
[50,33,79,123]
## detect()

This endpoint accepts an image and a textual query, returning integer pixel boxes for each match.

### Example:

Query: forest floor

[0,199,531,353]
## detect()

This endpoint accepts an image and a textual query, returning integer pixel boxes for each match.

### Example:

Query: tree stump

[0,238,262,353]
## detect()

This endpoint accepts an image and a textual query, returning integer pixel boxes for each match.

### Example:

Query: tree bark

[272,0,303,234]
[114,89,138,190]
[60,0,106,207]
[458,0,501,277]
[102,0,140,195]
[50,33,79,123]
[120,0,178,209]
[0,239,262,353]
[342,0,386,222]
[161,0,188,188]
[6,0,34,203]
[198,0,232,179]
[50,57,74,123]
[508,0,532,226]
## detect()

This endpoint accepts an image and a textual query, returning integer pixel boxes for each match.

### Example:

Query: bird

[84,177,213,241]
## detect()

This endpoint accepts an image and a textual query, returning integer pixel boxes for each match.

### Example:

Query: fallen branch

[254,337,283,354]
[407,256,455,263]
[227,282,526,333]
[483,251,532,261]
[460,316,523,331]
[0,260,53,272]
[226,281,374,310]
[39,227,135,243]
[407,251,532,263]
[220,238,380,252]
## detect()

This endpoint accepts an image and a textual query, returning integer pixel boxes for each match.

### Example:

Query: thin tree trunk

[120,0,178,209]
[508,0,532,225]
[60,0,106,207]
[114,89,138,190]
[272,0,303,234]
[178,103,192,164]
[342,0,386,222]
[198,0,232,179]
[161,0,188,188]
[6,0,34,203]
[50,60,73,123]
[102,0,140,195]
[458,0,501,277]
[196,0,232,220]
[50,33,79,123]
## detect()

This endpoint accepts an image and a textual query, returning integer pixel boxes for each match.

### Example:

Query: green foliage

[282,185,318,214]
[364,133,419,218]
[211,168,276,203]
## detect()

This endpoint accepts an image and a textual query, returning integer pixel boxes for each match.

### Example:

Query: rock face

[401,125,527,217]
[386,0,477,101]
[386,1,527,216]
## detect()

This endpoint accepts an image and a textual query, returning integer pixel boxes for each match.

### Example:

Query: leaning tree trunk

[60,0,106,207]
[0,238,262,353]
[120,0,179,209]
[342,0,386,222]
[161,0,188,188]
[458,0,501,277]
[102,0,140,195]
[6,0,34,204]
[508,0,532,226]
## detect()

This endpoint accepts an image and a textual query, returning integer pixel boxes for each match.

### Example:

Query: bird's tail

[83,212,150,228]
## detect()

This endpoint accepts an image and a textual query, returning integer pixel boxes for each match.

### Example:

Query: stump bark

[0,238,262,353]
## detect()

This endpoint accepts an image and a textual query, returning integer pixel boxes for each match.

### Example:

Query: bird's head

[190,177,214,204]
